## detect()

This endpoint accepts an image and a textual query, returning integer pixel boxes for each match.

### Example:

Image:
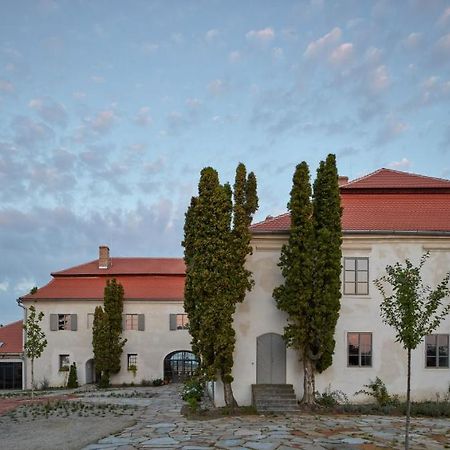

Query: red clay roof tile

[0,320,23,354]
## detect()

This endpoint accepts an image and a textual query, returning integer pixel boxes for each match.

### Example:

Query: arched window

[163,350,199,383]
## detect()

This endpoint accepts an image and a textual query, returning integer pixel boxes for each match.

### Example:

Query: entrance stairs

[252,384,300,413]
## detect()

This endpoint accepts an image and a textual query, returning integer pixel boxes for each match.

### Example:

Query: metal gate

[256,333,286,384]
[0,362,22,389]
[163,351,199,383]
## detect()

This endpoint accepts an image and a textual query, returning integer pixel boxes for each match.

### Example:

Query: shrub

[181,379,203,411]
[355,377,399,407]
[67,363,79,388]
[316,385,348,407]
[140,379,152,387]
[39,377,50,390]
[152,378,164,386]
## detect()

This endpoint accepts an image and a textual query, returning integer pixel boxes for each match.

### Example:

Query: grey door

[256,333,286,384]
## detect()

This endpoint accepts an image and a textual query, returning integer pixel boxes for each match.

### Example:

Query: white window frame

[343,257,369,295]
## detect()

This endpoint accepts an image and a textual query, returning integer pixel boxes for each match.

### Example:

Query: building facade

[0,320,23,389]
[213,169,450,406]
[19,250,195,388]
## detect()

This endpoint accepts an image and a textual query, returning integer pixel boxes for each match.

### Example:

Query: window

[59,354,70,371]
[127,354,137,370]
[344,257,369,295]
[426,334,449,368]
[348,332,372,367]
[87,313,95,329]
[170,313,189,330]
[58,314,71,330]
[125,314,139,331]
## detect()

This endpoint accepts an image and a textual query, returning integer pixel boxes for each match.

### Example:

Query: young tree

[67,362,79,388]
[273,154,342,405]
[183,163,258,407]
[374,253,450,450]
[92,279,126,387]
[23,305,47,397]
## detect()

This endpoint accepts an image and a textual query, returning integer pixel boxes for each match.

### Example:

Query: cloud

[134,106,153,127]
[207,79,228,95]
[374,116,408,145]
[29,97,68,127]
[15,278,36,293]
[246,27,275,44]
[402,32,423,50]
[304,27,341,58]
[91,75,105,83]
[0,79,14,94]
[12,116,54,148]
[90,110,117,133]
[142,42,159,55]
[229,50,241,63]
[143,157,165,174]
[73,91,86,100]
[0,281,9,292]
[388,158,412,169]
[369,65,390,93]
[433,33,450,59]
[205,29,220,42]
[171,33,184,45]
[329,42,353,65]
[272,47,284,60]
[438,6,450,27]
[186,98,202,110]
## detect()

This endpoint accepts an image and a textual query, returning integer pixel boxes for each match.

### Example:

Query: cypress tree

[183,163,258,407]
[92,279,126,387]
[273,155,342,405]
[67,362,79,388]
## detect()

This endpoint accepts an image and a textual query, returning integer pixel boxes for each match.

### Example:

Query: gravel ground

[0,414,136,450]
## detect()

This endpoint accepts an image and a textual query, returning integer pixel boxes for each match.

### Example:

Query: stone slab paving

[82,385,450,450]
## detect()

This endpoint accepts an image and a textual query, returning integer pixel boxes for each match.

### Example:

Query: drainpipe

[17,298,27,391]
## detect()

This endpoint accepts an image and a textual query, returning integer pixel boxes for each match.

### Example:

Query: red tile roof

[0,320,23,354]
[52,257,185,277]
[21,258,185,302]
[251,169,450,234]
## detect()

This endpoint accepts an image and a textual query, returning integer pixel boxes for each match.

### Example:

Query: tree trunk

[223,381,238,409]
[405,348,411,450]
[31,358,34,398]
[302,356,316,405]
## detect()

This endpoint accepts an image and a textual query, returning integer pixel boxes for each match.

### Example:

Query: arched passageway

[163,350,199,383]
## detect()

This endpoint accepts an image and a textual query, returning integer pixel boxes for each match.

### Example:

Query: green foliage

[273,155,342,402]
[182,379,204,402]
[23,305,47,396]
[92,279,127,388]
[67,363,79,388]
[355,377,399,407]
[375,253,450,351]
[315,385,348,407]
[29,286,38,294]
[152,378,164,386]
[183,163,258,406]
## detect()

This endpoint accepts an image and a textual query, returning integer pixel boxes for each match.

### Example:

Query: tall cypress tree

[92,278,126,387]
[183,163,258,407]
[273,155,342,405]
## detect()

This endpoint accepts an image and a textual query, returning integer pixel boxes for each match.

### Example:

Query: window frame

[425,334,449,369]
[343,257,370,296]
[176,313,189,330]
[347,332,373,367]
[59,354,70,372]
[58,314,71,331]
[125,314,139,331]
[127,353,138,370]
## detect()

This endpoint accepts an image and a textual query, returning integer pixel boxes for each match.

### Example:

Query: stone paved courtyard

[83,385,450,450]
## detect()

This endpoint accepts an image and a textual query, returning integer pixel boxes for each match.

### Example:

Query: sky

[1,0,450,323]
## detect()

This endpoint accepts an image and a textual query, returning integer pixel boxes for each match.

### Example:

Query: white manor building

[19,168,450,405]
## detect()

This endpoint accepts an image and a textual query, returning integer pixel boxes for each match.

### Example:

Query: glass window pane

[345,258,355,270]
[345,271,356,282]
[357,258,368,270]
[357,282,369,295]
[438,334,449,349]
[426,335,437,346]
[348,355,359,366]
[361,355,372,366]
[426,356,437,367]
[358,271,368,282]
[438,356,449,367]
[344,282,356,295]
[427,343,437,358]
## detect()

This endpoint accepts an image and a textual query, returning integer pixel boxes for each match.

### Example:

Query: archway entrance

[163,351,199,383]
[85,359,96,384]
[256,333,286,384]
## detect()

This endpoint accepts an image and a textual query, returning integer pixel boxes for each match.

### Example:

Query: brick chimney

[338,176,349,187]
[98,245,110,269]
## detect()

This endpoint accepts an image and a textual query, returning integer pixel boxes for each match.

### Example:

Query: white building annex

[17,168,450,407]
[19,251,196,388]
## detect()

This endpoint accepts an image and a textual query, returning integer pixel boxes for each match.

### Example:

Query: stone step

[252,384,300,413]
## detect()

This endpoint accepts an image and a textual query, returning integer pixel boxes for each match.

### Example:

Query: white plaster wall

[21,300,191,388]
[223,235,450,407]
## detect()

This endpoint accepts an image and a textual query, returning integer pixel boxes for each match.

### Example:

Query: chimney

[338,176,349,187]
[98,245,110,269]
